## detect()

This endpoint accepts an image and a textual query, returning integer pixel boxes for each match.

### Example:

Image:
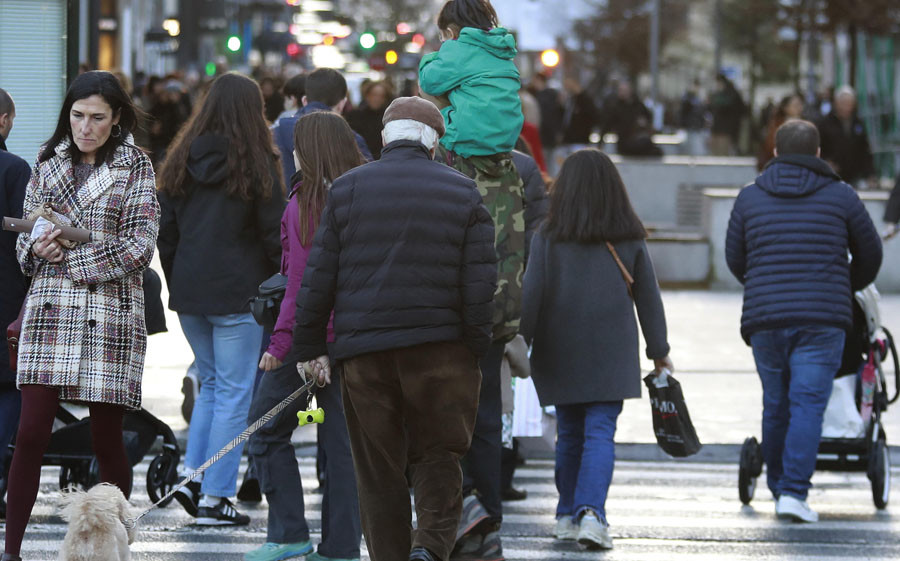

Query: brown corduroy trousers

[340,340,482,561]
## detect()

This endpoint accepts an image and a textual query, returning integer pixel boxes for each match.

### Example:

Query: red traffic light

[412,33,425,47]
[286,43,302,57]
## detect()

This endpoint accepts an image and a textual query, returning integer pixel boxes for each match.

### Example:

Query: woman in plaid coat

[2,71,158,561]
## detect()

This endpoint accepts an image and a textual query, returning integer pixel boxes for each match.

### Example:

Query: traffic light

[359,31,376,50]
[385,50,398,65]
[226,35,242,53]
[541,49,560,68]
[286,43,302,59]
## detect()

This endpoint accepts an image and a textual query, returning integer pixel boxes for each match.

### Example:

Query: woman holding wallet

[3,71,159,561]
[519,149,672,551]
[156,72,284,527]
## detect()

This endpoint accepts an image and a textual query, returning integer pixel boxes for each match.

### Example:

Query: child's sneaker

[196,497,250,526]
[577,511,613,550]
[555,516,578,540]
[244,541,313,561]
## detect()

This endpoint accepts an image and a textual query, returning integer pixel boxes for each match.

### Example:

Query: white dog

[58,483,137,561]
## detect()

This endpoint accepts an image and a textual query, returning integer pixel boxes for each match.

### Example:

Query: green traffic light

[359,32,376,50]
[227,35,242,52]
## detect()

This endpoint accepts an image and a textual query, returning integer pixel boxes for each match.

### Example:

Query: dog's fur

[58,483,137,561]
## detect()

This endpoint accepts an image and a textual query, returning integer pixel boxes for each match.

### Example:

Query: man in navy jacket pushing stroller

[726,119,882,522]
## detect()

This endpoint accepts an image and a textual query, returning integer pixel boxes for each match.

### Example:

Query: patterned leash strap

[125,375,317,529]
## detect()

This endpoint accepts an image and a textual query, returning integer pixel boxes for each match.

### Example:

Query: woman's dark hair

[544,149,647,243]
[438,0,498,32]
[40,71,139,164]
[774,93,803,122]
[283,74,306,100]
[292,112,366,245]
[157,72,284,201]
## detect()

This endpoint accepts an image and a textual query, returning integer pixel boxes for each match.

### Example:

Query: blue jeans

[750,325,845,501]
[179,313,263,498]
[555,401,623,525]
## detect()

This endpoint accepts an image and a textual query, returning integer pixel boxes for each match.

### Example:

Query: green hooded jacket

[419,27,524,158]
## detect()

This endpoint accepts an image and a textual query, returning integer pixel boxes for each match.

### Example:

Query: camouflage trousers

[440,148,526,344]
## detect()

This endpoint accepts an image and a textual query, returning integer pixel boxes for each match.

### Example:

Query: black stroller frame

[3,406,182,507]
[738,287,900,509]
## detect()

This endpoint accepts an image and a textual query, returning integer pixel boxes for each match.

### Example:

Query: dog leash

[125,375,318,529]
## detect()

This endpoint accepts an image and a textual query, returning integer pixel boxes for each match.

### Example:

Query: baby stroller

[738,286,899,509]
[3,406,182,507]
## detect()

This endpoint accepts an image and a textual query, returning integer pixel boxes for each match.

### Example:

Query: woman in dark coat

[520,149,672,550]
[156,72,284,526]
[346,80,393,159]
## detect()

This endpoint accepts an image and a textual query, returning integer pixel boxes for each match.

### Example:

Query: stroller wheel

[739,437,762,505]
[869,434,891,509]
[86,457,101,489]
[147,454,176,507]
[59,465,81,491]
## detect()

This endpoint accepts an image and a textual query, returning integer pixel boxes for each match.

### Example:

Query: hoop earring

[111,124,122,138]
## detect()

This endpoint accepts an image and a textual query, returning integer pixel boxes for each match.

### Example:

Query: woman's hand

[653,356,674,374]
[32,229,65,263]
[259,352,283,372]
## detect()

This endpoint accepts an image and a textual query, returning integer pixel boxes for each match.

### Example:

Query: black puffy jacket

[292,140,497,361]
[725,154,882,343]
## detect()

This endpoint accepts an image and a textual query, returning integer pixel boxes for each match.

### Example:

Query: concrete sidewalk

[139,289,900,460]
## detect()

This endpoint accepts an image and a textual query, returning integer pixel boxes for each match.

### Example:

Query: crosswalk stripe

[9,455,900,560]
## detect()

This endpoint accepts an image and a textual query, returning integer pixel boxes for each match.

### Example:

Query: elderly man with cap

[292,96,497,561]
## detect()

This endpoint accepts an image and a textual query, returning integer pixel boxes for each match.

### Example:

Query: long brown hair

[157,72,283,200]
[293,111,366,245]
[544,149,646,243]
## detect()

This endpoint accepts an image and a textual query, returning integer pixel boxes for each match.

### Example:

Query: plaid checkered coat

[15,137,159,409]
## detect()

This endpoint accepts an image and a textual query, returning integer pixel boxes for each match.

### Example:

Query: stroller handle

[883,327,900,405]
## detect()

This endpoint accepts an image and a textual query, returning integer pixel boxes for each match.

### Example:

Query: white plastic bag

[511,377,543,437]
[821,375,864,439]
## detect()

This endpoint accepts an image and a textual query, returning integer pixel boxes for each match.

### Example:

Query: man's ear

[773,147,778,158]
[333,98,348,114]
[301,95,309,107]
[816,147,821,158]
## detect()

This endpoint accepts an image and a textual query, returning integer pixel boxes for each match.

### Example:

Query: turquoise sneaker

[244,541,313,561]
[306,552,360,561]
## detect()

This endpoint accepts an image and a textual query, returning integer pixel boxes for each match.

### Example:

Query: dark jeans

[341,341,481,561]
[462,340,504,525]
[246,361,361,558]
[750,326,845,500]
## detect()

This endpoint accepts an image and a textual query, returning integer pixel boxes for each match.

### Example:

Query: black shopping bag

[643,370,702,457]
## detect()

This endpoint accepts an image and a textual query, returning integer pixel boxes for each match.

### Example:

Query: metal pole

[650,0,660,104]
[714,0,722,74]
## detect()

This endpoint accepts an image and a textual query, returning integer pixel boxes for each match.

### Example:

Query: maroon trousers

[341,340,482,561]
[4,385,131,557]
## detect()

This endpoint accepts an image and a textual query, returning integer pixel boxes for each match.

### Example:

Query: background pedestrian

[419,3,526,555]
[245,111,365,561]
[292,96,497,561]
[725,120,882,522]
[0,87,31,521]
[520,148,672,550]
[156,72,284,527]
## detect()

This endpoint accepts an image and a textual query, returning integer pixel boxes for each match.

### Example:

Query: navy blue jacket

[292,140,497,361]
[272,102,373,186]
[0,142,30,384]
[726,154,882,343]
